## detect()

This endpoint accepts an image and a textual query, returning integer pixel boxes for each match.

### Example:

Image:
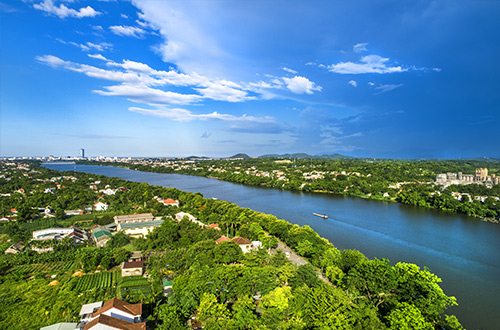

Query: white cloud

[129,107,276,124]
[374,84,404,94]
[348,80,357,87]
[282,67,298,74]
[95,84,203,105]
[195,82,254,102]
[328,55,407,74]
[109,25,146,38]
[69,41,112,52]
[131,1,229,76]
[34,0,100,18]
[282,76,322,94]
[88,54,109,61]
[353,43,368,53]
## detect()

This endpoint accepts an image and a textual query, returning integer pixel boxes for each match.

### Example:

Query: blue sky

[1,0,499,158]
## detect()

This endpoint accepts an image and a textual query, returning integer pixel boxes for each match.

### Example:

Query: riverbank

[78,160,500,224]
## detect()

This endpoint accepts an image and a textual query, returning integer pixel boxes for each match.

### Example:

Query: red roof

[232,236,251,245]
[216,236,231,244]
[207,223,219,228]
[92,298,142,318]
[122,261,144,269]
[163,198,178,204]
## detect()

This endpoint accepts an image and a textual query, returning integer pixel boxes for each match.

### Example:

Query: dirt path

[274,241,332,285]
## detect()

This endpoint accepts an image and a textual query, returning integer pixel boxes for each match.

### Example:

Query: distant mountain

[227,153,251,159]
[259,153,355,159]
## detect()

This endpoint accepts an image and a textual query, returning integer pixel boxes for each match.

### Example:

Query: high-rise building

[81,148,85,158]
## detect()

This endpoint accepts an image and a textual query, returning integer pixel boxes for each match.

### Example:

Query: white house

[81,298,145,330]
[93,201,108,211]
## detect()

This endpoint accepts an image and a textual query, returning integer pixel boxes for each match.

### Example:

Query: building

[93,201,108,211]
[158,198,179,207]
[121,261,144,277]
[114,213,155,228]
[80,298,145,330]
[436,168,499,186]
[81,148,85,159]
[216,236,260,253]
[4,242,24,254]
[91,226,113,247]
[32,227,87,243]
[120,220,164,238]
[79,301,103,324]
[114,213,163,238]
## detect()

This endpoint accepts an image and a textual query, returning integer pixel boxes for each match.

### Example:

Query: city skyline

[1,1,499,159]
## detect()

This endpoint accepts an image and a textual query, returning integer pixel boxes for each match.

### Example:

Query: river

[44,164,500,329]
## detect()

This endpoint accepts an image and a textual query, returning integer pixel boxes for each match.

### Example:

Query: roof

[216,236,231,244]
[41,322,78,330]
[84,314,145,330]
[114,213,153,221]
[232,237,252,245]
[91,227,112,239]
[162,198,178,204]
[79,301,103,315]
[92,298,142,318]
[122,261,144,269]
[119,219,164,229]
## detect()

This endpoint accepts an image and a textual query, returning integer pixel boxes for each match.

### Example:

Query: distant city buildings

[436,168,499,187]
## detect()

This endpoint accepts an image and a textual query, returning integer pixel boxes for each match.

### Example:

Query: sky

[1,0,499,159]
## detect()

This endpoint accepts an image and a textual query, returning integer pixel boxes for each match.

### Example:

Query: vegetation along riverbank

[80,157,500,223]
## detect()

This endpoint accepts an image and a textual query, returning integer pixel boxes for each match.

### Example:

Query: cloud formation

[374,84,404,94]
[328,55,407,74]
[283,76,322,94]
[348,80,357,87]
[109,25,147,38]
[353,43,368,53]
[34,0,100,19]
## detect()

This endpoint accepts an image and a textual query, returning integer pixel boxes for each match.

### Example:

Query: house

[91,226,113,247]
[215,236,259,253]
[120,220,164,238]
[130,251,142,262]
[4,242,24,254]
[32,227,87,243]
[205,223,221,230]
[216,235,231,244]
[114,213,155,228]
[0,216,14,222]
[93,201,108,211]
[79,301,103,324]
[175,212,205,227]
[158,198,179,207]
[100,188,116,196]
[81,298,145,330]
[232,236,253,253]
[121,261,144,277]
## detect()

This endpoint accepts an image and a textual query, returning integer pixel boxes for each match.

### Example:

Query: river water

[45,164,500,329]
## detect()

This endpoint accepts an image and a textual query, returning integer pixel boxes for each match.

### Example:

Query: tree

[386,302,433,330]
[213,241,243,264]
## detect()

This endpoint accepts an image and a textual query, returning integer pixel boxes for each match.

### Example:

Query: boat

[313,213,328,219]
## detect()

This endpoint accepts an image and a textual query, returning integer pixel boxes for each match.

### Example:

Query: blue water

[45,164,500,329]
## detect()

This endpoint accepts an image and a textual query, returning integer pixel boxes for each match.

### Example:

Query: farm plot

[74,271,115,292]
[120,277,152,300]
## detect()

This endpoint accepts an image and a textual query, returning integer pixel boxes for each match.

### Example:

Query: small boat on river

[313,213,328,219]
